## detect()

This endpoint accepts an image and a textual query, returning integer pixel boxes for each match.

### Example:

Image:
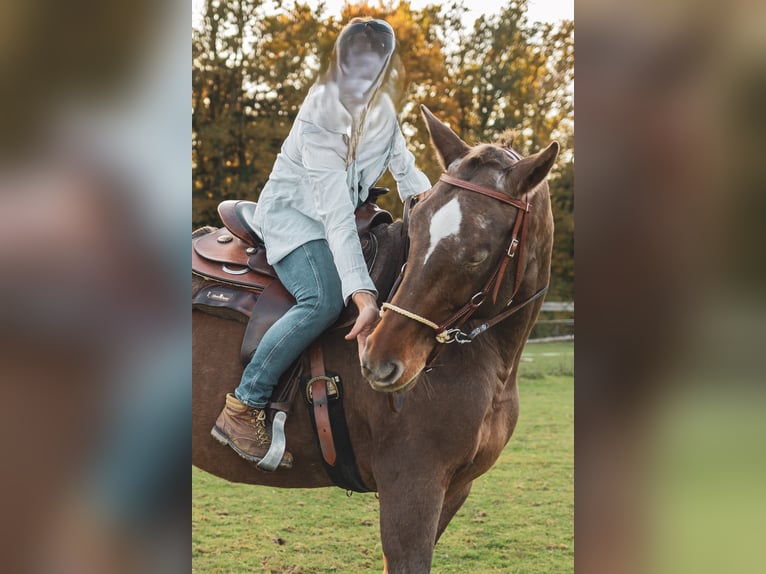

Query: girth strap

[308,343,337,466]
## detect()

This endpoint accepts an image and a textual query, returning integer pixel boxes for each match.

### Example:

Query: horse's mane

[493,130,517,150]
[460,130,520,170]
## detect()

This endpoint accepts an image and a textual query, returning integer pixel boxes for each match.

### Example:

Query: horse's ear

[507,141,560,196]
[420,105,470,169]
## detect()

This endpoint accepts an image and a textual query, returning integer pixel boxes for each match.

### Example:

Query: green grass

[193,342,573,573]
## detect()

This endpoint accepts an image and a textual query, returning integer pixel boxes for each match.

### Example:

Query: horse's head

[361,105,558,393]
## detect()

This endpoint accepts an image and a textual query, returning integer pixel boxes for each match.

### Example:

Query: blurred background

[575,0,766,572]
[0,0,189,572]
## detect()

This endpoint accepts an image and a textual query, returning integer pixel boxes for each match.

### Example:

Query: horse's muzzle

[361,355,404,392]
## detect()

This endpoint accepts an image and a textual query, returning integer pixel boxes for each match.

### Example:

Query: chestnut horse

[192,106,558,573]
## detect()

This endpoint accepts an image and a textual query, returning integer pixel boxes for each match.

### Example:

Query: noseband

[381,172,549,355]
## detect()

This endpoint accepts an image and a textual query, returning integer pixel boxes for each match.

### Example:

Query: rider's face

[341,34,387,81]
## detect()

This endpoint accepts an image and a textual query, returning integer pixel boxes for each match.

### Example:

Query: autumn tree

[193,0,327,227]
[193,0,261,227]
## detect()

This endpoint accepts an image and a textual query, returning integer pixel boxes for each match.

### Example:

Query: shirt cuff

[341,275,378,306]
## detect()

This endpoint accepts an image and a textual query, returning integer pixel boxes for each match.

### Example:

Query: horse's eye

[467,249,489,266]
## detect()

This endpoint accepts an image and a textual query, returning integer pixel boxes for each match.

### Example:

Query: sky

[309,0,573,24]
[192,0,574,29]
[519,0,574,23]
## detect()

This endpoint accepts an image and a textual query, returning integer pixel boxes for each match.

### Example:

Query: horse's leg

[377,474,445,574]
[435,481,473,544]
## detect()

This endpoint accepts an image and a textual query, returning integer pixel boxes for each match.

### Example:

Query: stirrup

[256,411,288,471]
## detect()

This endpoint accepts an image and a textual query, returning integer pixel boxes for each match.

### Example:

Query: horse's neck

[369,220,404,300]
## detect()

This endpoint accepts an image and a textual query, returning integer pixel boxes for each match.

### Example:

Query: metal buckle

[507,238,520,258]
[305,375,340,403]
[435,328,472,344]
[470,292,486,307]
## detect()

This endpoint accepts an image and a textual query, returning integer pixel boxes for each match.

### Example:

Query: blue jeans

[234,239,343,408]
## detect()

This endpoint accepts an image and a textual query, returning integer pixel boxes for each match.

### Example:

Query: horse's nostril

[378,361,397,380]
[363,359,403,388]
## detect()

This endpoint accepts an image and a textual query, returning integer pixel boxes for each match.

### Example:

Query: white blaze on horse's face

[423,197,462,265]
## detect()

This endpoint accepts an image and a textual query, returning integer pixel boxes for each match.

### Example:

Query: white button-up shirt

[253,84,431,303]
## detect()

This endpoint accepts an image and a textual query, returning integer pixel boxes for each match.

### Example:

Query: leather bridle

[381,172,549,364]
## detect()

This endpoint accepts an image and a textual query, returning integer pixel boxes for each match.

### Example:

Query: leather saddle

[192,188,394,363]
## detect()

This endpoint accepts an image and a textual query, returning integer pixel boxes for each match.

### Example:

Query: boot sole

[210,425,293,469]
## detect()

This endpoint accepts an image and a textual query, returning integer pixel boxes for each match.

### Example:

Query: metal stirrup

[256,411,288,471]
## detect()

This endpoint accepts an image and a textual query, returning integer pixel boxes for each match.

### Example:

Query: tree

[438,2,574,155]
[549,159,574,300]
[192,0,326,227]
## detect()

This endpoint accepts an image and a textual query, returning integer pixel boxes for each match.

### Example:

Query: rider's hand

[345,290,379,359]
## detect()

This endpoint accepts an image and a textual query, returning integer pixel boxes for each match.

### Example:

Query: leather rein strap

[383,195,414,303]
[382,172,549,357]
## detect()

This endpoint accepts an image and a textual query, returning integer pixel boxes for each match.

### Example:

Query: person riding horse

[211,18,432,468]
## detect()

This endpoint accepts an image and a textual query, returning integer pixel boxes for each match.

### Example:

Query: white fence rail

[541,302,574,312]
[530,301,574,343]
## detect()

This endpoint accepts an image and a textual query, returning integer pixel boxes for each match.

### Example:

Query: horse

[192,105,558,573]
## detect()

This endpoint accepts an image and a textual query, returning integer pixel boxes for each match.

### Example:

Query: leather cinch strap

[309,343,336,466]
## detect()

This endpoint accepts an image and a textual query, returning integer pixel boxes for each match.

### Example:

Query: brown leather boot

[211,394,293,469]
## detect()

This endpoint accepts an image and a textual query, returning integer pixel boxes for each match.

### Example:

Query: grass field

[193,341,573,573]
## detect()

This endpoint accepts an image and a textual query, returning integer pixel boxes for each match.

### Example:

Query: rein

[381,172,549,362]
[383,194,414,303]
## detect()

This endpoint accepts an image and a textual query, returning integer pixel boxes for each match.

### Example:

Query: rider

[211,18,431,468]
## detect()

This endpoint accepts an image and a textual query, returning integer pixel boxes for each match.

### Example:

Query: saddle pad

[192,282,259,323]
